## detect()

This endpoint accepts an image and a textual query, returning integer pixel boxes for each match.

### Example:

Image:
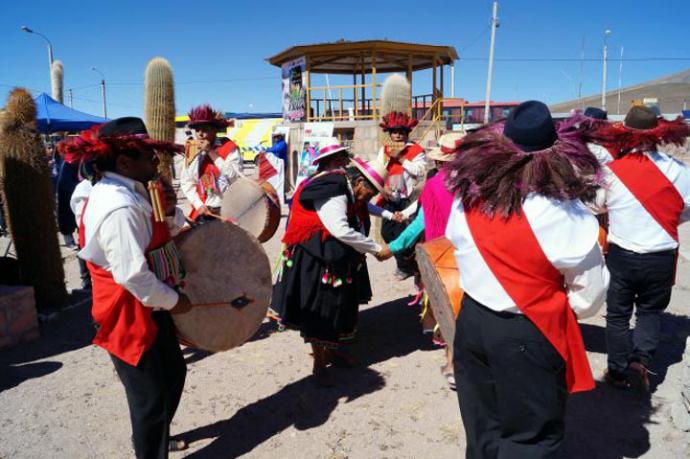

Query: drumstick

[202,212,238,225]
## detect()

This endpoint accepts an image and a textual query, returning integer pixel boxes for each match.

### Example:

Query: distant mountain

[550,68,690,114]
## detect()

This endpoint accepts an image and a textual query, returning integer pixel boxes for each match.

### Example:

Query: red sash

[608,154,684,242]
[258,153,278,181]
[189,141,238,220]
[465,208,595,393]
[385,143,424,176]
[79,200,174,366]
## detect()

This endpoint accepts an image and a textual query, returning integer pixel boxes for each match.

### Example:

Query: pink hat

[350,156,388,193]
[311,137,349,165]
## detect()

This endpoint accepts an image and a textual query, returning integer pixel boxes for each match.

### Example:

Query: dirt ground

[2,175,690,458]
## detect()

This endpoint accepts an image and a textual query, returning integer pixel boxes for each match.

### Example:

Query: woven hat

[428,132,466,162]
[350,156,388,193]
[311,137,349,165]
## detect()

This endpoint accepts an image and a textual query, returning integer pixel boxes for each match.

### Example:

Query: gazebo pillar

[372,50,377,119]
[305,58,312,121]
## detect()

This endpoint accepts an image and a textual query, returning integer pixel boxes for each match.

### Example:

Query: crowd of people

[51,98,690,458]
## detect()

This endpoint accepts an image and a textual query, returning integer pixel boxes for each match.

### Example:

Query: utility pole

[92,67,108,118]
[68,88,73,108]
[601,29,611,111]
[483,0,499,124]
[617,46,624,115]
[21,26,54,82]
[578,37,585,108]
[451,63,455,98]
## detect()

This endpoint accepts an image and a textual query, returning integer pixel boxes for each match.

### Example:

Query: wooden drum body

[173,220,272,351]
[416,237,463,350]
[220,176,281,243]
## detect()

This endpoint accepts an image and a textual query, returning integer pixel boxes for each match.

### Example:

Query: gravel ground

[1,175,690,458]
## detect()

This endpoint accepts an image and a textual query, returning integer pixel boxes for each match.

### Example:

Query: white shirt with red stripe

[594,151,690,253]
[446,195,609,318]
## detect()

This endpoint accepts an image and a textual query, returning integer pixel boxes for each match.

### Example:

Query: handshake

[374,245,394,262]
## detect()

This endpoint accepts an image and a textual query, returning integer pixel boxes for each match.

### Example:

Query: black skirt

[271,234,372,348]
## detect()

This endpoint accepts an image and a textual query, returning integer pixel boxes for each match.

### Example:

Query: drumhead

[220,176,281,242]
[416,237,463,349]
[173,220,272,351]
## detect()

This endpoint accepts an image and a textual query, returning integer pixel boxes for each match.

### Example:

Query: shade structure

[34,93,108,133]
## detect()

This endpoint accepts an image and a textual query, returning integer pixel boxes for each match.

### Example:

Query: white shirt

[180,141,243,209]
[79,172,186,310]
[70,179,93,225]
[592,151,690,253]
[315,195,382,255]
[587,142,614,165]
[446,194,609,318]
[376,142,427,199]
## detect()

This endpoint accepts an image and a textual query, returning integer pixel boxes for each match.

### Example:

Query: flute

[147,179,166,223]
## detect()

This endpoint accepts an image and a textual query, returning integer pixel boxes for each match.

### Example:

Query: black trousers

[605,243,676,374]
[454,295,567,459]
[110,312,187,459]
[380,198,417,276]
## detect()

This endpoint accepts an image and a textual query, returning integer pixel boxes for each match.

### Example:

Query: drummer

[180,104,243,221]
[60,117,192,458]
[271,138,388,387]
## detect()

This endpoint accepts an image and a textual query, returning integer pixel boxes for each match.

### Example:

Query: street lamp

[92,67,108,118]
[601,29,611,111]
[21,25,54,76]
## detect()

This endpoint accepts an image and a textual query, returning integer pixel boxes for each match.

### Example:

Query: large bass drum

[220,176,281,243]
[173,220,272,351]
[416,237,463,350]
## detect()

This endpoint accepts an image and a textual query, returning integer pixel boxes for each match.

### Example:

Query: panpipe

[386,141,407,159]
[147,179,166,223]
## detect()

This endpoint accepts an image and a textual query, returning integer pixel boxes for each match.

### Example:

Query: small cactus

[51,60,64,104]
[144,57,176,180]
[0,88,67,310]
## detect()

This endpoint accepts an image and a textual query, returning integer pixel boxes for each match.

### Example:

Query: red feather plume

[593,116,690,156]
[380,111,418,132]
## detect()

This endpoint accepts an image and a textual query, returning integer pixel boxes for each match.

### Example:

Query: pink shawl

[420,169,455,241]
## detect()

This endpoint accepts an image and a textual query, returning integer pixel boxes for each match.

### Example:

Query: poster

[296,122,334,186]
[281,57,306,122]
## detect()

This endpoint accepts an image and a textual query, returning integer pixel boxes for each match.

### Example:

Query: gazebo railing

[307,83,381,122]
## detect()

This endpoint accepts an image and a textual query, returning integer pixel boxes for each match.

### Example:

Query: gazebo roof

[267,39,458,74]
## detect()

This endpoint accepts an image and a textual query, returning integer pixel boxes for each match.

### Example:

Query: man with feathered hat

[180,104,242,220]
[591,105,690,392]
[59,117,192,457]
[445,101,609,457]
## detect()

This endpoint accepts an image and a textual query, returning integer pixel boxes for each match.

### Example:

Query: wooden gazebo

[267,39,458,122]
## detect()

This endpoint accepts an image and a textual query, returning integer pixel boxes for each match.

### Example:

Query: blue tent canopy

[34,93,108,133]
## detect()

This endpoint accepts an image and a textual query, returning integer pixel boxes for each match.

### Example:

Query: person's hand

[392,211,405,223]
[197,205,212,216]
[160,178,177,216]
[170,293,192,315]
[375,246,393,261]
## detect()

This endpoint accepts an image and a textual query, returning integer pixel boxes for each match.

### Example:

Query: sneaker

[628,362,651,392]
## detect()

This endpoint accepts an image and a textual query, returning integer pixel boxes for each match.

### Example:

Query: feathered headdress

[445,115,602,217]
[592,117,689,157]
[379,112,418,132]
[187,104,231,129]
[58,122,182,165]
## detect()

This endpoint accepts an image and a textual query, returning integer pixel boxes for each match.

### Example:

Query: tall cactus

[381,74,411,117]
[144,57,176,180]
[51,60,64,104]
[0,88,67,310]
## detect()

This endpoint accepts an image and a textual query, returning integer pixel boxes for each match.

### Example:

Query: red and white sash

[465,207,595,393]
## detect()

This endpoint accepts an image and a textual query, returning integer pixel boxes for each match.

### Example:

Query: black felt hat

[98,117,149,137]
[503,101,558,152]
[624,105,658,130]
[584,107,608,120]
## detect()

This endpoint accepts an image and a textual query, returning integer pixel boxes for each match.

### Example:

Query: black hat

[624,105,658,130]
[503,101,558,152]
[584,107,608,120]
[98,117,149,137]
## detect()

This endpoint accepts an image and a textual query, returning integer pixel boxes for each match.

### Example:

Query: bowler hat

[624,105,658,130]
[98,117,148,137]
[584,107,608,120]
[503,101,558,152]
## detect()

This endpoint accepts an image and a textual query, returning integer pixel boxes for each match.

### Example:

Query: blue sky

[2,0,689,118]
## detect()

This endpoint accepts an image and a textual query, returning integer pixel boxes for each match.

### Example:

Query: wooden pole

[361,54,366,116]
[339,88,343,120]
[305,59,311,122]
[372,51,377,120]
[432,54,437,118]
[352,73,357,119]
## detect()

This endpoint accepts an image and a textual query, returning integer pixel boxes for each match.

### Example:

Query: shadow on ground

[0,298,94,392]
[181,296,433,458]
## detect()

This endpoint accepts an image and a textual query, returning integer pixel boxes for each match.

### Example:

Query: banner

[281,57,307,122]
